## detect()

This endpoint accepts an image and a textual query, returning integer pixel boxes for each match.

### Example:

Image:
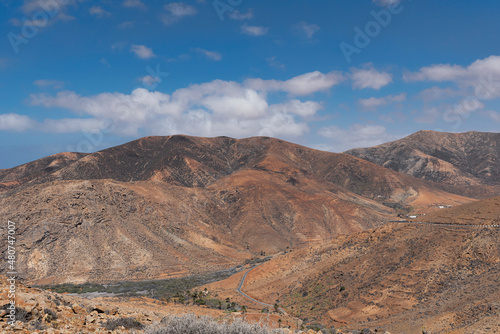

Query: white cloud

[404,64,467,82]
[33,79,65,89]
[162,2,197,25]
[404,56,500,99]
[268,100,323,117]
[123,0,146,9]
[318,124,401,152]
[130,44,155,59]
[350,65,392,90]
[21,0,81,14]
[295,21,321,39]
[29,75,326,138]
[240,24,269,36]
[228,9,253,20]
[245,71,344,96]
[118,21,135,29]
[194,48,222,61]
[419,87,461,101]
[358,93,406,111]
[0,113,34,132]
[89,6,110,18]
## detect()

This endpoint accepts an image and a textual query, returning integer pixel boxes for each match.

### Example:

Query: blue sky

[1,0,499,168]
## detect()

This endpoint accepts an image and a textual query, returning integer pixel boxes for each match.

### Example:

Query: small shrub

[1,305,31,322]
[103,317,144,331]
[44,308,58,321]
[30,319,46,331]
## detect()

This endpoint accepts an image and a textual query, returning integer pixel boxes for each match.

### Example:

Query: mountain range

[0,134,479,284]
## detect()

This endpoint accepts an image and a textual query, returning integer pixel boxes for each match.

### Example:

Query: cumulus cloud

[29,74,330,138]
[350,65,393,90]
[0,113,34,132]
[130,44,155,59]
[245,71,344,96]
[404,55,500,99]
[240,24,269,36]
[194,48,222,61]
[295,21,321,39]
[318,124,402,152]
[358,93,406,111]
[162,2,197,25]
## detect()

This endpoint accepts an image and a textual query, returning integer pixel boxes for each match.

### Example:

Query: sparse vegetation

[1,305,30,322]
[103,317,144,331]
[44,308,58,321]
[37,268,240,301]
[142,314,287,334]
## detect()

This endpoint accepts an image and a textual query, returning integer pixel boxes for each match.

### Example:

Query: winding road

[236,262,287,314]
[236,263,273,307]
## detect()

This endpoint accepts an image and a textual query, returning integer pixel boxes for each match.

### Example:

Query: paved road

[236,263,273,307]
[236,263,287,314]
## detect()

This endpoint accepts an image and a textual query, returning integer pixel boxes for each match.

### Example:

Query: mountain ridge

[0,134,472,284]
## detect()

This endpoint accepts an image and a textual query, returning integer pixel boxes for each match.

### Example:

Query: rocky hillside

[205,204,500,333]
[420,195,500,226]
[0,135,472,285]
[346,130,500,197]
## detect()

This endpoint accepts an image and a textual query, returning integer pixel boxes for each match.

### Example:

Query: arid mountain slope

[206,199,500,333]
[420,195,500,226]
[0,136,471,284]
[346,130,500,197]
[0,152,87,192]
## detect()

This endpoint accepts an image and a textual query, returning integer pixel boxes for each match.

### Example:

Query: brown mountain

[205,197,500,333]
[345,130,500,197]
[0,135,471,284]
